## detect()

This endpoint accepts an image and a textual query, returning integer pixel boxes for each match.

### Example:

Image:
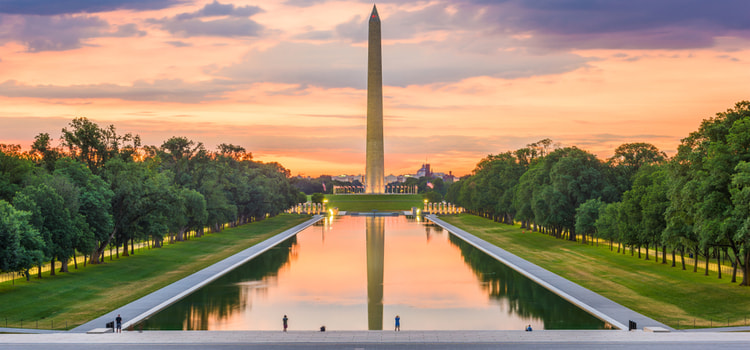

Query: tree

[576,198,604,245]
[596,202,622,251]
[426,177,446,197]
[162,188,208,241]
[514,161,546,230]
[619,166,669,260]
[663,170,700,271]
[14,182,79,275]
[53,157,113,266]
[291,177,322,195]
[177,188,208,240]
[526,138,557,158]
[444,177,465,204]
[61,117,140,174]
[311,193,325,204]
[0,200,44,279]
[29,133,62,172]
[97,158,176,261]
[217,143,252,161]
[608,142,667,182]
[453,151,526,224]
[639,166,670,264]
[729,161,750,284]
[665,101,750,281]
[200,177,236,233]
[423,190,442,202]
[471,152,524,224]
[0,145,34,202]
[620,172,648,258]
[157,136,205,187]
[546,147,609,241]
[183,149,235,233]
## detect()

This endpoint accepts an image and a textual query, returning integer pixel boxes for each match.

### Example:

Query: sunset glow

[1,1,748,176]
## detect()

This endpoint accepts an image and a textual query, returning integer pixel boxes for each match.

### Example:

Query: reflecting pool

[140,215,607,330]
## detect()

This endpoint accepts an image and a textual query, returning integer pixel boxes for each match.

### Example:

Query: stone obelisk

[365,4,384,194]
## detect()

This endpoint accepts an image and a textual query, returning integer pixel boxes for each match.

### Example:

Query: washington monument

[365,4,384,194]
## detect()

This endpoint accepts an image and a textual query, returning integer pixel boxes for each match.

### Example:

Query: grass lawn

[0,214,310,330]
[440,214,750,329]
[325,194,424,212]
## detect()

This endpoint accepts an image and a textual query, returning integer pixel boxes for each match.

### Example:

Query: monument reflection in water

[140,215,606,330]
[366,216,384,330]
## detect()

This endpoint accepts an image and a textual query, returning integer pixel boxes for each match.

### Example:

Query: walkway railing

[676,317,750,330]
[1,318,72,331]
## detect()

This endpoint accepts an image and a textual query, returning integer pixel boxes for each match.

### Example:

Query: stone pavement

[0,327,57,334]
[2,330,750,345]
[426,215,672,331]
[70,215,323,333]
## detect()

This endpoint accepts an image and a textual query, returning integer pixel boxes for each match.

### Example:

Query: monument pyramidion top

[370,4,380,22]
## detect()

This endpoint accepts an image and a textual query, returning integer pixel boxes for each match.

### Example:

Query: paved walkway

[70,215,323,333]
[682,326,750,332]
[2,330,750,345]
[426,215,672,331]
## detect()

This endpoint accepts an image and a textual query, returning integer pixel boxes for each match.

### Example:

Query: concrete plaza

[2,329,750,350]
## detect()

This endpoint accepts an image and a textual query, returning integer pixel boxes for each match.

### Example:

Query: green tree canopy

[0,200,44,277]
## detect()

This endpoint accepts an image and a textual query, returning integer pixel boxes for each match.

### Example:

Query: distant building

[416,164,455,183]
[333,174,363,183]
[329,164,455,186]
[416,163,432,178]
[441,171,456,183]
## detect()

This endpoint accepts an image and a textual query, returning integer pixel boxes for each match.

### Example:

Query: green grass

[325,194,424,211]
[440,214,750,329]
[0,214,309,330]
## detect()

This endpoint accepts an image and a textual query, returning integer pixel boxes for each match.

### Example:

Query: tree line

[446,101,750,286]
[0,118,303,280]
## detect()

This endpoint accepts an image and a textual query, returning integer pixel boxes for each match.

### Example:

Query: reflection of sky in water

[142,215,605,331]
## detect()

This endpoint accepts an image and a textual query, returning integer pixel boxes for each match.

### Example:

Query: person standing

[283,315,288,332]
[115,314,122,333]
[395,315,400,331]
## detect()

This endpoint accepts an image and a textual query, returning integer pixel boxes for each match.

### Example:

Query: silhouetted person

[283,315,288,332]
[395,315,400,331]
[115,314,122,333]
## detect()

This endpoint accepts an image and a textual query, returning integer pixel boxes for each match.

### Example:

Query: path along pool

[140,215,608,331]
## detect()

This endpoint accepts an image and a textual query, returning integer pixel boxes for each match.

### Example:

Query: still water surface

[141,215,606,330]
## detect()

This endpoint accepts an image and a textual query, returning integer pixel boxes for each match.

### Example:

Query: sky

[0,0,748,177]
